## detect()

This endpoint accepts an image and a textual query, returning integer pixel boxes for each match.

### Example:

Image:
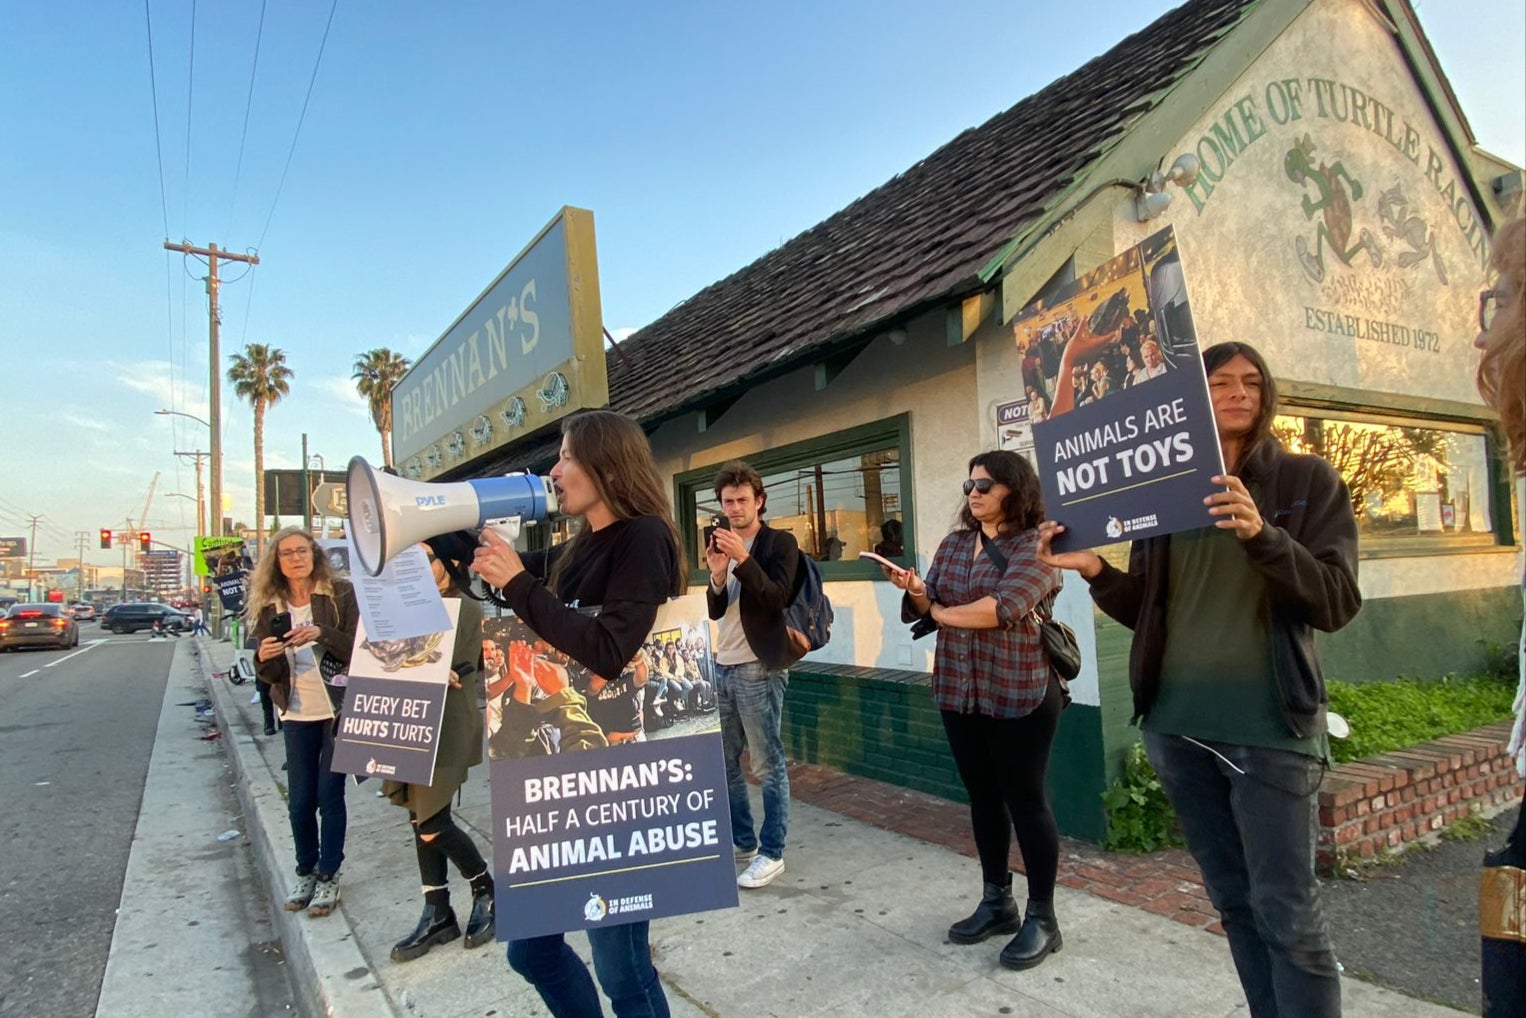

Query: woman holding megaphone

[472,410,684,1018]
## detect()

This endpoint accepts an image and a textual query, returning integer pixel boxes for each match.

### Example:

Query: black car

[101,603,192,634]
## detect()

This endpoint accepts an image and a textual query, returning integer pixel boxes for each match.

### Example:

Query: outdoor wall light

[1133,153,1202,222]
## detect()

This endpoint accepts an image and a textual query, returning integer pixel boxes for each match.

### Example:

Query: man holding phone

[705,460,801,889]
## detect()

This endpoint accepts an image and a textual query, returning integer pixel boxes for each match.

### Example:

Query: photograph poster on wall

[484,601,735,940]
[1008,225,1226,549]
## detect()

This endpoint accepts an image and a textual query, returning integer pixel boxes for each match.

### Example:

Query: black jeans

[940,674,1063,901]
[1144,731,1340,1018]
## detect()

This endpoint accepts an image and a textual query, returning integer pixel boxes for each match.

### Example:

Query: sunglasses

[962,477,996,496]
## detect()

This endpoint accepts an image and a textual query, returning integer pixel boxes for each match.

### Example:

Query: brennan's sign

[393,207,608,481]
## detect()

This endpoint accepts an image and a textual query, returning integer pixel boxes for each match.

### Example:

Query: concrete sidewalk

[198,635,1467,1018]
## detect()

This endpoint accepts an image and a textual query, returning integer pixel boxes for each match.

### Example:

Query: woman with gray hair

[247,526,359,918]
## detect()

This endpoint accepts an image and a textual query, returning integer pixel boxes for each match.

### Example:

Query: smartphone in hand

[270,611,293,641]
[703,516,731,548]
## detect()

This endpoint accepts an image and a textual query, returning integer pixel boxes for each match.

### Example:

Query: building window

[1272,409,1498,548]
[674,416,914,580]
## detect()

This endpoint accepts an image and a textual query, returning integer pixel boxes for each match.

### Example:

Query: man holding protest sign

[1038,341,1360,1018]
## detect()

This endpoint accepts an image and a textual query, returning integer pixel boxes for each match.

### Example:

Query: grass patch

[1326,674,1516,765]
[1439,808,1492,843]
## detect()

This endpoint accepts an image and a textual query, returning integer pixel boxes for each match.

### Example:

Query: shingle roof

[486,0,1256,472]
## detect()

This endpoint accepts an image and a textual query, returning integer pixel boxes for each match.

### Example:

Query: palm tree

[352,347,412,468]
[227,343,293,545]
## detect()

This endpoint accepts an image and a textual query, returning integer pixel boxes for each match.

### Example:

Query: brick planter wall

[1316,720,1522,875]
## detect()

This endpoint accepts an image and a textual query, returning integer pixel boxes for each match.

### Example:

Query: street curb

[199,636,400,1018]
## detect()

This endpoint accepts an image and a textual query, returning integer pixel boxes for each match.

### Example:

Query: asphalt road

[0,628,299,1017]
[1323,802,1522,1015]
[0,628,169,1015]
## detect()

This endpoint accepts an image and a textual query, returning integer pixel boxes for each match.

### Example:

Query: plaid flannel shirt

[917,528,1060,718]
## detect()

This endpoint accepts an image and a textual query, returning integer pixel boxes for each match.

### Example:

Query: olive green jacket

[384,596,485,822]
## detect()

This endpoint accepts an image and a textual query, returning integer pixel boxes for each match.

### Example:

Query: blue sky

[1,0,1521,568]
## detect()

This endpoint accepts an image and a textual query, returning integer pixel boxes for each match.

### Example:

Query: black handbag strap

[979,534,1008,575]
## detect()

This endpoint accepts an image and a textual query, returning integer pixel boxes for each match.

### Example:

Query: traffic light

[138,532,151,552]
[99,528,112,549]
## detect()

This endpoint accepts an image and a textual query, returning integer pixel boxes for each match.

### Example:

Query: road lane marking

[19,670,39,677]
[44,639,108,668]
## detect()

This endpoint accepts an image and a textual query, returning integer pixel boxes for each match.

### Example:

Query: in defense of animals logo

[583,893,608,922]
[1105,517,1124,539]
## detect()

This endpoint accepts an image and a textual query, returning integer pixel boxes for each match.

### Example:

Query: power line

[142,0,170,239]
[225,0,268,241]
[181,0,197,233]
[257,0,339,250]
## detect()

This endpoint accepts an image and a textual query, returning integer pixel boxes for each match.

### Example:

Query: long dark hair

[1202,341,1279,460]
[956,450,1045,535]
[425,530,483,599]
[551,410,683,596]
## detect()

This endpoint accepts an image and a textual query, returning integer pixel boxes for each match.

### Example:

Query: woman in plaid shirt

[890,450,1065,971]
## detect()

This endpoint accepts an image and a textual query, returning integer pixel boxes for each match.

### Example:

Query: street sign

[311,481,348,517]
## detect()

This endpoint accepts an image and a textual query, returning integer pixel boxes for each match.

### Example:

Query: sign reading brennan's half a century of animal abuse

[331,598,460,786]
[1009,227,1225,551]
[485,602,737,941]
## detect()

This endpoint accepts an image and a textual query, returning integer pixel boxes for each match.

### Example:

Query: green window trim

[673,414,917,586]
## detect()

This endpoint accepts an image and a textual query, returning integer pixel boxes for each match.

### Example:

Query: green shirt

[1143,525,1318,757]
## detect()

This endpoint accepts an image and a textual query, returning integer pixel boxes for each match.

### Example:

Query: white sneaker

[737,854,785,889]
[307,876,341,917]
[734,845,758,865]
[284,872,317,911]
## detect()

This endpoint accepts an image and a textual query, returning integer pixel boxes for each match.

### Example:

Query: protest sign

[1009,226,1224,549]
[485,600,735,940]
[193,536,245,576]
[214,569,247,613]
[331,598,459,785]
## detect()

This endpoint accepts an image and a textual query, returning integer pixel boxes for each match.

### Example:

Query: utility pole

[74,531,90,602]
[302,433,312,532]
[121,518,133,603]
[163,240,260,539]
[174,449,209,537]
[25,515,41,601]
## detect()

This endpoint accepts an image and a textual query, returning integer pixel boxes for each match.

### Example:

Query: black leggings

[940,675,1063,903]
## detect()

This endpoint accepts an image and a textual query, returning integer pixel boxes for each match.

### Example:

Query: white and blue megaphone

[346,455,558,577]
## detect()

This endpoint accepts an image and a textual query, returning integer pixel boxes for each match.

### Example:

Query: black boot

[999,900,1062,970]
[463,890,495,949]
[947,876,1021,944]
[390,903,461,962]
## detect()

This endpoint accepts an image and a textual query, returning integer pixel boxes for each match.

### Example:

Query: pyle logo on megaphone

[346,456,558,577]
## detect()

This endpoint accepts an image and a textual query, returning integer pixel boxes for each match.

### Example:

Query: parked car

[69,602,97,622]
[0,603,80,651]
[101,603,192,634]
